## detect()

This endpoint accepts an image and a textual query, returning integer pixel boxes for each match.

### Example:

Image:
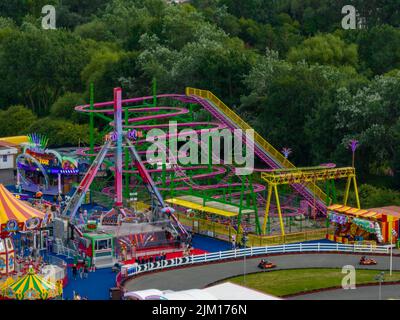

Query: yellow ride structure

[261,167,360,236]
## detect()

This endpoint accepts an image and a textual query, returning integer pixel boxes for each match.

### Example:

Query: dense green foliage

[0,0,399,200]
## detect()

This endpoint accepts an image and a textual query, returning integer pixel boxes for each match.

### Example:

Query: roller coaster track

[185,88,328,213]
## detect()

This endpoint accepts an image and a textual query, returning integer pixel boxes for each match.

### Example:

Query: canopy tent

[166,196,254,217]
[0,184,45,233]
[1,267,61,300]
[327,204,382,220]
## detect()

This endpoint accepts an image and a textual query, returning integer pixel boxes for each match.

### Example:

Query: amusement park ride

[16,133,81,195]
[14,81,366,267]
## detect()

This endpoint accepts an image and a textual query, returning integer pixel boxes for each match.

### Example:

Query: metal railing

[53,239,77,258]
[120,243,390,279]
[175,213,332,245]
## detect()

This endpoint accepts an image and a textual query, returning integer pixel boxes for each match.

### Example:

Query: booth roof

[369,206,400,219]
[327,204,383,220]
[0,184,45,225]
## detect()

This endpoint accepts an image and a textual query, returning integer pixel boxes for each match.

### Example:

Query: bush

[0,105,37,137]
[358,184,400,208]
[50,92,87,124]
[27,118,99,147]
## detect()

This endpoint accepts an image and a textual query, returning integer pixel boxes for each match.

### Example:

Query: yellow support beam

[343,176,352,206]
[261,167,356,185]
[274,185,285,237]
[352,176,361,209]
[262,184,273,235]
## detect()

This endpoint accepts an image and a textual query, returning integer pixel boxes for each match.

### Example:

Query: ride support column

[114,87,123,207]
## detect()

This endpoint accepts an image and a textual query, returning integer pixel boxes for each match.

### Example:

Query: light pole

[390,229,397,276]
[242,231,248,285]
[348,139,359,168]
[375,271,385,300]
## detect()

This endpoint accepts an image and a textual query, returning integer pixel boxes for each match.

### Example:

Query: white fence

[121,243,390,279]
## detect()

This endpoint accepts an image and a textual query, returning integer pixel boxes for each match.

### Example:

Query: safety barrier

[176,213,235,241]
[176,212,332,245]
[120,242,390,279]
[246,229,333,247]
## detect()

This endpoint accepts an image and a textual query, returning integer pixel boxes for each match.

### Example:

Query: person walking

[72,264,78,280]
[83,265,89,279]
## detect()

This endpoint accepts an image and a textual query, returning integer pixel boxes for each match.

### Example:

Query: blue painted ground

[192,234,232,252]
[41,252,114,300]
[63,266,116,300]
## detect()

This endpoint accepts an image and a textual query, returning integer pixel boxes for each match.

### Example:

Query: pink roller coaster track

[75,94,267,202]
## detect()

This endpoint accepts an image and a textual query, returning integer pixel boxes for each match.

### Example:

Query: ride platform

[165,195,255,218]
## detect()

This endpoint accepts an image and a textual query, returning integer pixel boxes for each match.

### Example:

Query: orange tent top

[0,184,45,225]
[327,204,383,220]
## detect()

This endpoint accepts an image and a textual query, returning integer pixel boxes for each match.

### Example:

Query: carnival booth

[0,184,51,267]
[326,204,399,245]
[0,267,62,300]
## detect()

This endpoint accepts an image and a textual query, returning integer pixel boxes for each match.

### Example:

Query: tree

[353,25,400,75]
[334,74,400,174]
[0,105,37,137]
[241,50,365,165]
[0,0,29,24]
[50,92,87,124]
[0,28,91,115]
[287,34,358,68]
[28,118,96,147]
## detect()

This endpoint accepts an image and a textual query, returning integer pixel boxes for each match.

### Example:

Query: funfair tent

[1,267,62,300]
[0,184,45,233]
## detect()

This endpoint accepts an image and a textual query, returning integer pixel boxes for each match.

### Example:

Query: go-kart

[258,260,276,269]
[359,257,377,265]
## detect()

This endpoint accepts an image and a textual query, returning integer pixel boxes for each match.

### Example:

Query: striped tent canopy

[0,184,45,226]
[1,267,61,300]
[327,204,383,220]
[0,277,14,291]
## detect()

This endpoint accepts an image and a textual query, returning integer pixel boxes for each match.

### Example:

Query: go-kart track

[122,252,400,300]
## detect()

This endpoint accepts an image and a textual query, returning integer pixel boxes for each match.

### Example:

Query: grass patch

[228,268,400,296]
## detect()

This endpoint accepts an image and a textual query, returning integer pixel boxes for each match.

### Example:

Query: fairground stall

[16,133,81,195]
[0,184,52,262]
[326,204,399,245]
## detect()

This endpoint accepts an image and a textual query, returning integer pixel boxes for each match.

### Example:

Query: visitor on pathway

[84,265,89,279]
[72,264,78,280]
